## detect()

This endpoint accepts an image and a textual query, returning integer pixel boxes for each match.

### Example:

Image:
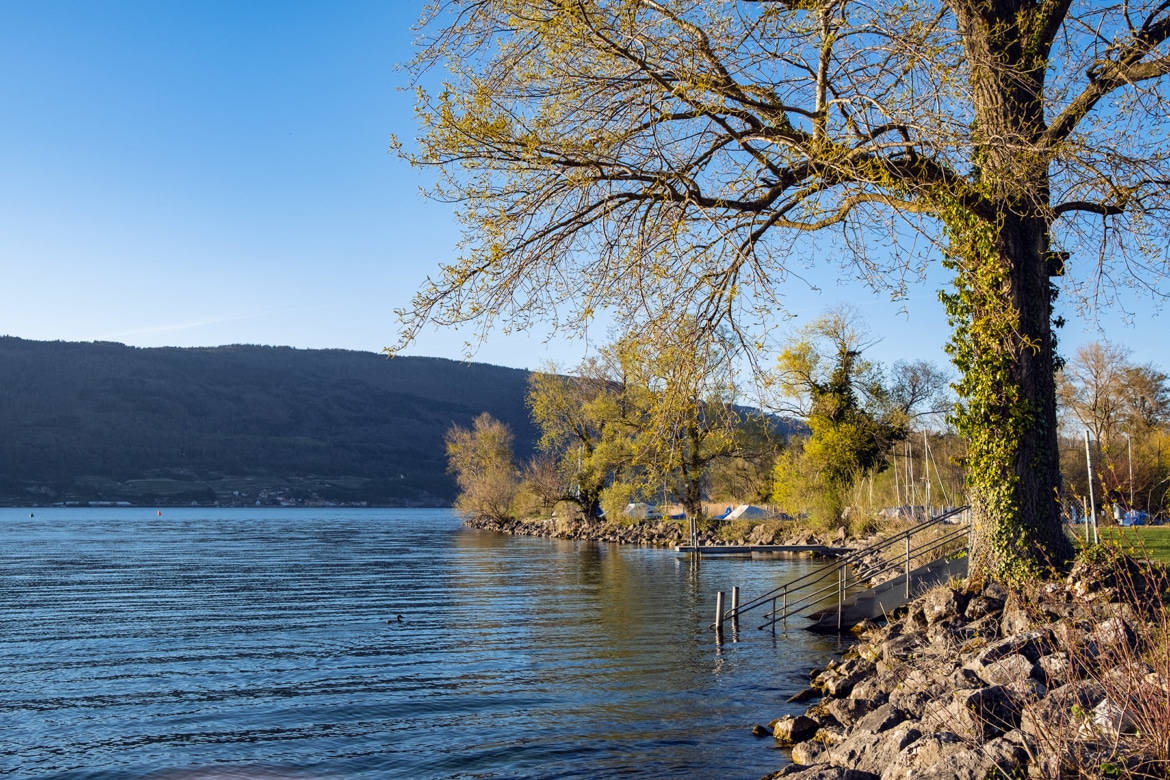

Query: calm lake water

[0,508,840,780]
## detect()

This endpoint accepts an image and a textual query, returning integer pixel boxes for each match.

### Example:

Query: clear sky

[0,1,1164,375]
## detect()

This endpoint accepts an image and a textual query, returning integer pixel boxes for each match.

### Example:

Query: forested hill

[0,337,538,507]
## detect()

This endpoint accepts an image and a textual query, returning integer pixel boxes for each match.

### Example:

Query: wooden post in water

[714,591,725,633]
[731,586,740,625]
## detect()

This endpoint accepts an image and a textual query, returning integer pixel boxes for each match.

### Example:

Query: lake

[0,508,840,779]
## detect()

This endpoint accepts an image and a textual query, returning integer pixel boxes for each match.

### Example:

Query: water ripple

[1,507,839,779]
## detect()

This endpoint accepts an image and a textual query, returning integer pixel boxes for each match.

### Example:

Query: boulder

[848,674,891,703]
[1000,605,1032,635]
[1088,696,1139,737]
[886,688,930,719]
[880,633,925,663]
[965,651,1037,687]
[822,697,877,728]
[766,766,879,780]
[921,587,962,626]
[1037,652,1071,686]
[814,725,847,746]
[923,686,1020,741]
[1094,616,1136,652]
[964,594,1003,620]
[774,714,822,745]
[790,739,826,766]
[820,661,875,698]
[787,687,820,703]
[853,703,906,734]
[891,734,1028,780]
[879,731,967,780]
[827,724,923,777]
[967,630,1048,665]
[1019,680,1106,737]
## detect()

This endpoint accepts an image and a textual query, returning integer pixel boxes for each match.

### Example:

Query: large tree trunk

[965,213,1074,586]
[956,1,1076,584]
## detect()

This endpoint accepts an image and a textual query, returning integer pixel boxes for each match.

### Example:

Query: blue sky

[0,1,1164,374]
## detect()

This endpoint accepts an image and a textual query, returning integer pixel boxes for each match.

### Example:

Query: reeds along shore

[764,551,1170,780]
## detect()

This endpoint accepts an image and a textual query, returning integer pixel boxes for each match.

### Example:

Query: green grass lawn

[1098,525,1170,564]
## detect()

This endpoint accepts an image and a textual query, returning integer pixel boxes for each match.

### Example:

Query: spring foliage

[399,1,1170,582]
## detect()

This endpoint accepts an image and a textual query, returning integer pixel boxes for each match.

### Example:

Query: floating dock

[673,544,851,558]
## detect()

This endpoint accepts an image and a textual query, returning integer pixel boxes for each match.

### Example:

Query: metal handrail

[758,514,971,631]
[723,506,968,618]
[710,505,970,631]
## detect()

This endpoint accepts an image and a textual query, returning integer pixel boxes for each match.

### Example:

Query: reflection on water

[0,508,839,780]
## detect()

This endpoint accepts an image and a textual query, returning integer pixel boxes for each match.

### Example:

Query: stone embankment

[761,557,1168,779]
[463,514,863,551]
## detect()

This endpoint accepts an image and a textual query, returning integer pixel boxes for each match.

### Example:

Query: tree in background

[527,360,619,519]
[527,326,781,521]
[771,308,923,526]
[397,1,1170,583]
[446,413,520,521]
[1058,342,1170,518]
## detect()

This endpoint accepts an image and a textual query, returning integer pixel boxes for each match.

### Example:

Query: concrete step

[803,555,969,632]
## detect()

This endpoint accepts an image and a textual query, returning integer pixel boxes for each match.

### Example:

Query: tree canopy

[397,0,1170,583]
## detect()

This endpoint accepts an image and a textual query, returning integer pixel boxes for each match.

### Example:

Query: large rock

[827,724,922,777]
[966,630,1048,665]
[921,587,963,626]
[964,593,1004,620]
[965,651,1037,687]
[767,766,878,780]
[879,731,967,780]
[880,633,925,664]
[1089,696,1139,737]
[1094,616,1136,652]
[822,697,876,728]
[853,703,907,734]
[923,686,1020,741]
[1019,680,1106,737]
[790,739,826,766]
[817,659,876,698]
[887,733,1028,780]
[1037,652,1071,686]
[774,714,822,745]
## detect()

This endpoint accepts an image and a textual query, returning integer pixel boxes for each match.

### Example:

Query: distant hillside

[0,338,538,507]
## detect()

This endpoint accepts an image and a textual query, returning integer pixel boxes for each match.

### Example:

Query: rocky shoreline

[462,513,862,550]
[465,513,1168,778]
[760,555,1169,779]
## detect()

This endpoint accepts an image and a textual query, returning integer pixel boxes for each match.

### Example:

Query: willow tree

[395,0,1170,584]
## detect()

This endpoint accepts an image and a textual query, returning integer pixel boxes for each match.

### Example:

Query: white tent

[622,502,660,520]
[726,504,772,520]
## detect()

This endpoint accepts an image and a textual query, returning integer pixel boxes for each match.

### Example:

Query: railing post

[837,567,844,631]
[731,586,740,628]
[781,589,787,628]
[714,591,725,634]
[771,596,777,636]
[905,535,911,599]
